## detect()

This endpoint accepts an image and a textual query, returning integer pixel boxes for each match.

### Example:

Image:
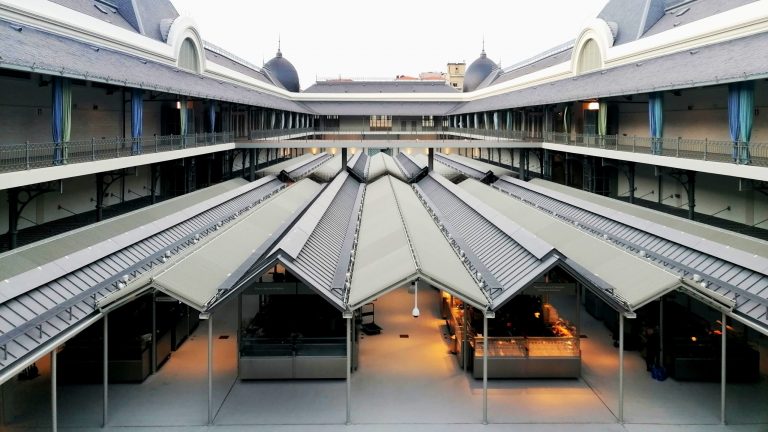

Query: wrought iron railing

[0,132,235,172]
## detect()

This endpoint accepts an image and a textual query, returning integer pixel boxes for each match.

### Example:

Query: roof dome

[264,48,300,92]
[463,49,499,93]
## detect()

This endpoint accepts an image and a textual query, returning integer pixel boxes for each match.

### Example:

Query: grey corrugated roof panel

[273,172,354,259]
[49,0,138,34]
[0,18,308,113]
[366,153,407,183]
[304,81,460,94]
[643,0,758,40]
[436,152,514,178]
[299,101,461,116]
[290,175,363,303]
[452,32,768,114]
[395,152,424,179]
[258,154,315,176]
[415,174,559,309]
[494,176,768,329]
[413,154,464,181]
[0,176,288,377]
[154,179,322,310]
[310,154,344,182]
[0,178,249,287]
[465,179,685,311]
[348,175,487,310]
[434,153,487,180]
[523,178,768,275]
[283,153,333,181]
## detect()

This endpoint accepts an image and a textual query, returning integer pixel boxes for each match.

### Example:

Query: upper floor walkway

[1,127,767,189]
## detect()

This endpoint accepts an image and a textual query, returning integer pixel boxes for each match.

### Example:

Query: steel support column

[103,314,108,427]
[659,298,663,367]
[628,163,636,204]
[619,313,625,423]
[687,170,696,221]
[51,349,57,432]
[346,315,352,425]
[463,308,468,373]
[483,314,489,424]
[428,148,434,171]
[6,188,18,250]
[341,148,348,168]
[721,312,726,424]
[207,316,213,425]
[249,149,256,182]
[151,292,157,374]
[95,173,105,222]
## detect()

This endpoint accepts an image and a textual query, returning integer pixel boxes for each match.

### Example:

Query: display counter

[473,336,581,378]
[239,337,348,379]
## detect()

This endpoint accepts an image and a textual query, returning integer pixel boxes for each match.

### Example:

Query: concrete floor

[1,287,766,431]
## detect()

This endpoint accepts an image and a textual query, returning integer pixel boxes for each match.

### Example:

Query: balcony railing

[442,128,766,167]
[0,132,234,173]
[541,132,765,166]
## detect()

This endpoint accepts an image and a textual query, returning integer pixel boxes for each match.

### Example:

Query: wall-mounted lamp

[587,102,600,111]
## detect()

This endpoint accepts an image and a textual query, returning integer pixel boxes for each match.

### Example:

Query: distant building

[447,62,466,91]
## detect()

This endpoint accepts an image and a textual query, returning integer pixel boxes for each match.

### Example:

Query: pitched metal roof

[0,177,287,380]
[642,0,758,41]
[366,153,408,183]
[304,81,459,94]
[299,101,460,116]
[433,152,498,183]
[256,172,364,309]
[461,178,684,312]
[347,176,486,310]
[152,179,322,310]
[0,179,248,284]
[280,152,333,181]
[394,152,427,180]
[503,177,768,331]
[415,174,558,309]
[0,18,309,113]
[452,32,768,114]
[412,154,464,181]
[346,152,369,183]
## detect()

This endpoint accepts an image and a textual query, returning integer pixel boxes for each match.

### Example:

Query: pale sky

[170,0,609,90]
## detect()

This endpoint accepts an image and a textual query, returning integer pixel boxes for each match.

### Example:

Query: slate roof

[0,18,310,113]
[304,81,459,94]
[451,32,768,114]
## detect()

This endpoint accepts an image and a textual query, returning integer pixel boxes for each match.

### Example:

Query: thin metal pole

[659,299,664,366]
[721,312,726,425]
[619,314,625,423]
[151,292,157,374]
[346,316,352,425]
[207,317,213,425]
[51,349,57,432]
[463,307,468,373]
[103,314,108,427]
[483,314,488,425]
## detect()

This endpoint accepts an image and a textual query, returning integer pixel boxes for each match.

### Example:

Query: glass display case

[473,336,581,378]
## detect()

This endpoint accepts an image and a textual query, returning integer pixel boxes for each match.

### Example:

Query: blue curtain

[131,89,143,154]
[208,102,216,133]
[648,92,664,155]
[738,82,754,164]
[52,77,64,164]
[728,83,741,162]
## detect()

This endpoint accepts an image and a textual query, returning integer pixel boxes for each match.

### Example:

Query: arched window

[576,39,602,74]
[178,38,199,73]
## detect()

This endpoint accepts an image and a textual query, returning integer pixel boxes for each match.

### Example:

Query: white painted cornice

[1,0,767,106]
